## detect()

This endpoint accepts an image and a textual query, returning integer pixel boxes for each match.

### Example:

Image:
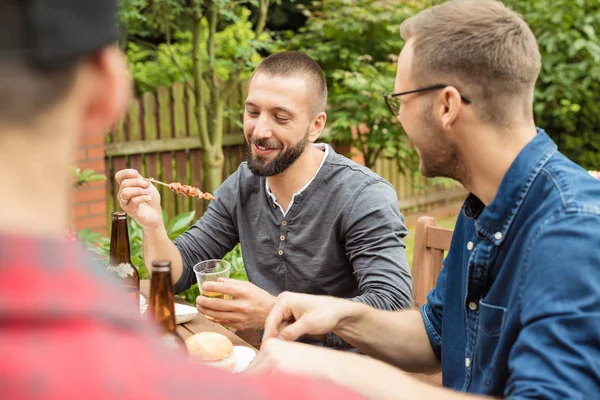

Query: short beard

[418,105,468,184]
[245,128,310,177]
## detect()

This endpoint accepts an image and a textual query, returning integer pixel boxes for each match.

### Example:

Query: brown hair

[0,0,78,125]
[400,0,541,126]
[253,51,328,116]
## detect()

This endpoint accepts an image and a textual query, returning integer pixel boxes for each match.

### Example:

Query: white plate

[232,346,257,373]
[140,294,199,325]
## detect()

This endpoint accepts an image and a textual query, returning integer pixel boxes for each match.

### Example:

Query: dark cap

[0,0,118,67]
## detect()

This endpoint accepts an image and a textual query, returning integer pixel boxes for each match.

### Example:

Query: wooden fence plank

[113,117,126,143]
[143,92,157,141]
[173,82,186,138]
[128,100,141,141]
[187,84,199,138]
[157,86,171,139]
[130,154,143,174]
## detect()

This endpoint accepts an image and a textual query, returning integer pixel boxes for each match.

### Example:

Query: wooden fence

[104,81,466,226]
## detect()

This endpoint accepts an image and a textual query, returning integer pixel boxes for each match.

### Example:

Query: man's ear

[438,86,463,131]
[309,111,327,142]
[80,47,133,135]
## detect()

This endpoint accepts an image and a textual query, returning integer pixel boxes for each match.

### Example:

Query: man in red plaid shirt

[0,1,361,399]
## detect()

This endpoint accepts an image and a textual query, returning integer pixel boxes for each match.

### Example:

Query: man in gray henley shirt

[116,51,412,349]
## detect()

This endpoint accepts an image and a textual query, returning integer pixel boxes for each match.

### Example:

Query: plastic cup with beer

[193,259,232,301]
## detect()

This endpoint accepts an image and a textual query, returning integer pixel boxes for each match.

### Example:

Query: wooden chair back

[412,216,454,309]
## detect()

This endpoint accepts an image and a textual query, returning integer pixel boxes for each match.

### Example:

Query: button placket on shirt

[462,239,482,391]
[278,219,288,257]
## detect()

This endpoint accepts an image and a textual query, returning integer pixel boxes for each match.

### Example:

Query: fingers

[119,177,151,191]
[116,170,153,207]
[202,280,245,297]
[115,169,140,185]
[263,306,287,342]
[263,292,295,342]
[195,306,238,325]
[277,318,314,342]
[119,187,153,208]
[196,295,238,312]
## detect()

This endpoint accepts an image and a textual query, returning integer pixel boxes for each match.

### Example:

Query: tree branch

[222,69,243,100]
[191,0,211,149]
[371,145,385,170]
[207,0,218,90]
[255,0,270,36]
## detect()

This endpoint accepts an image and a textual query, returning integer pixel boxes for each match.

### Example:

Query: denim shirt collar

[463,128,557,244]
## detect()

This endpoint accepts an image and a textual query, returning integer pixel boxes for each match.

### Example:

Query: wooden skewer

[142,177,170,188]
[142,176,216,201]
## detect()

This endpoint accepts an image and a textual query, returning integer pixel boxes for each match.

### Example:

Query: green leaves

[166,210,196,238]
[505,0,600,170]
[71,167,107,189]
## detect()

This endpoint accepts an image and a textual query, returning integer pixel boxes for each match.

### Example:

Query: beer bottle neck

[108,216,131,265]
[148,267,177,335]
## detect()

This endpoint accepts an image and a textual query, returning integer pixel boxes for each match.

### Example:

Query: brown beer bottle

[147,260,187,353]
[106,211,140,309]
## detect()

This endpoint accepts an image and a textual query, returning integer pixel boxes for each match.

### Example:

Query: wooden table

[140,280,257,350]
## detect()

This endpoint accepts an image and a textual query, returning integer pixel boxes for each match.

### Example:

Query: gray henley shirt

[173,144,412,348]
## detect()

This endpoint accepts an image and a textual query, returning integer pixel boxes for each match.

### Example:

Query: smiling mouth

[255,144,272,151]
[252,142,281,156]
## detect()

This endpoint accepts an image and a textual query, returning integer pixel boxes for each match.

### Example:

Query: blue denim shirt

[421,129,600,398]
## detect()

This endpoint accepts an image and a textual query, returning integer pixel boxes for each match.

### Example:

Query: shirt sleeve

[505,212,600,399]
[342,180,413,310]
[419,259,447,360]
[324,181,412,349]
[172,171,240,293]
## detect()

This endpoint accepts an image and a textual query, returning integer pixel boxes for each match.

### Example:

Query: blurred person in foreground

[0,0,363,398]
[248,0,600,398]
[115,50,413,347]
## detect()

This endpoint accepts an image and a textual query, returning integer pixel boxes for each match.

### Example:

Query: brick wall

[71,132,108,236]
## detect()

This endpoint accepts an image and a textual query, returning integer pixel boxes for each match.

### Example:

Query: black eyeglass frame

[384,84,472,116]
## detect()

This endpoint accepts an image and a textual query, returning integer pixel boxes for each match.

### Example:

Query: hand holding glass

[193,259,231,300]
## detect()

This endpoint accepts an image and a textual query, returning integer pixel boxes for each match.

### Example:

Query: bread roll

[185,332,236,370]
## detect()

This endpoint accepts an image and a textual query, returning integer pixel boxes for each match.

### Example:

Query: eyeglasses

[383,84,472,116]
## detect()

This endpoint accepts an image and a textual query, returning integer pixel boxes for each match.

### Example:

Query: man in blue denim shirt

[246,1,600,399]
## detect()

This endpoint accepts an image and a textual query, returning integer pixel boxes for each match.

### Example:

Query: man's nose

[253,116,273,140]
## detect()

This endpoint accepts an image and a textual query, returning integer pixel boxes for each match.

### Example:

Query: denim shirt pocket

[474,300,506,388]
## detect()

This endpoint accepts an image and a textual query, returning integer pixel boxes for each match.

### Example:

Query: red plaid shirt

[0,234,362,400]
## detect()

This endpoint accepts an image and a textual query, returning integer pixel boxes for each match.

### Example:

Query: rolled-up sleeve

[505,213,600,399]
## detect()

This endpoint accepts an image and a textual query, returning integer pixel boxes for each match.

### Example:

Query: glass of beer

[193,259,232,301]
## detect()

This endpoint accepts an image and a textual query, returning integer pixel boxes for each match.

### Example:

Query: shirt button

[465,358,471,368]
[468,301,478,311]
[278,250,284,256]
[467,241,474,251]
[282,221,287,226]
[280,235,285,241]
[494,232,503,240]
